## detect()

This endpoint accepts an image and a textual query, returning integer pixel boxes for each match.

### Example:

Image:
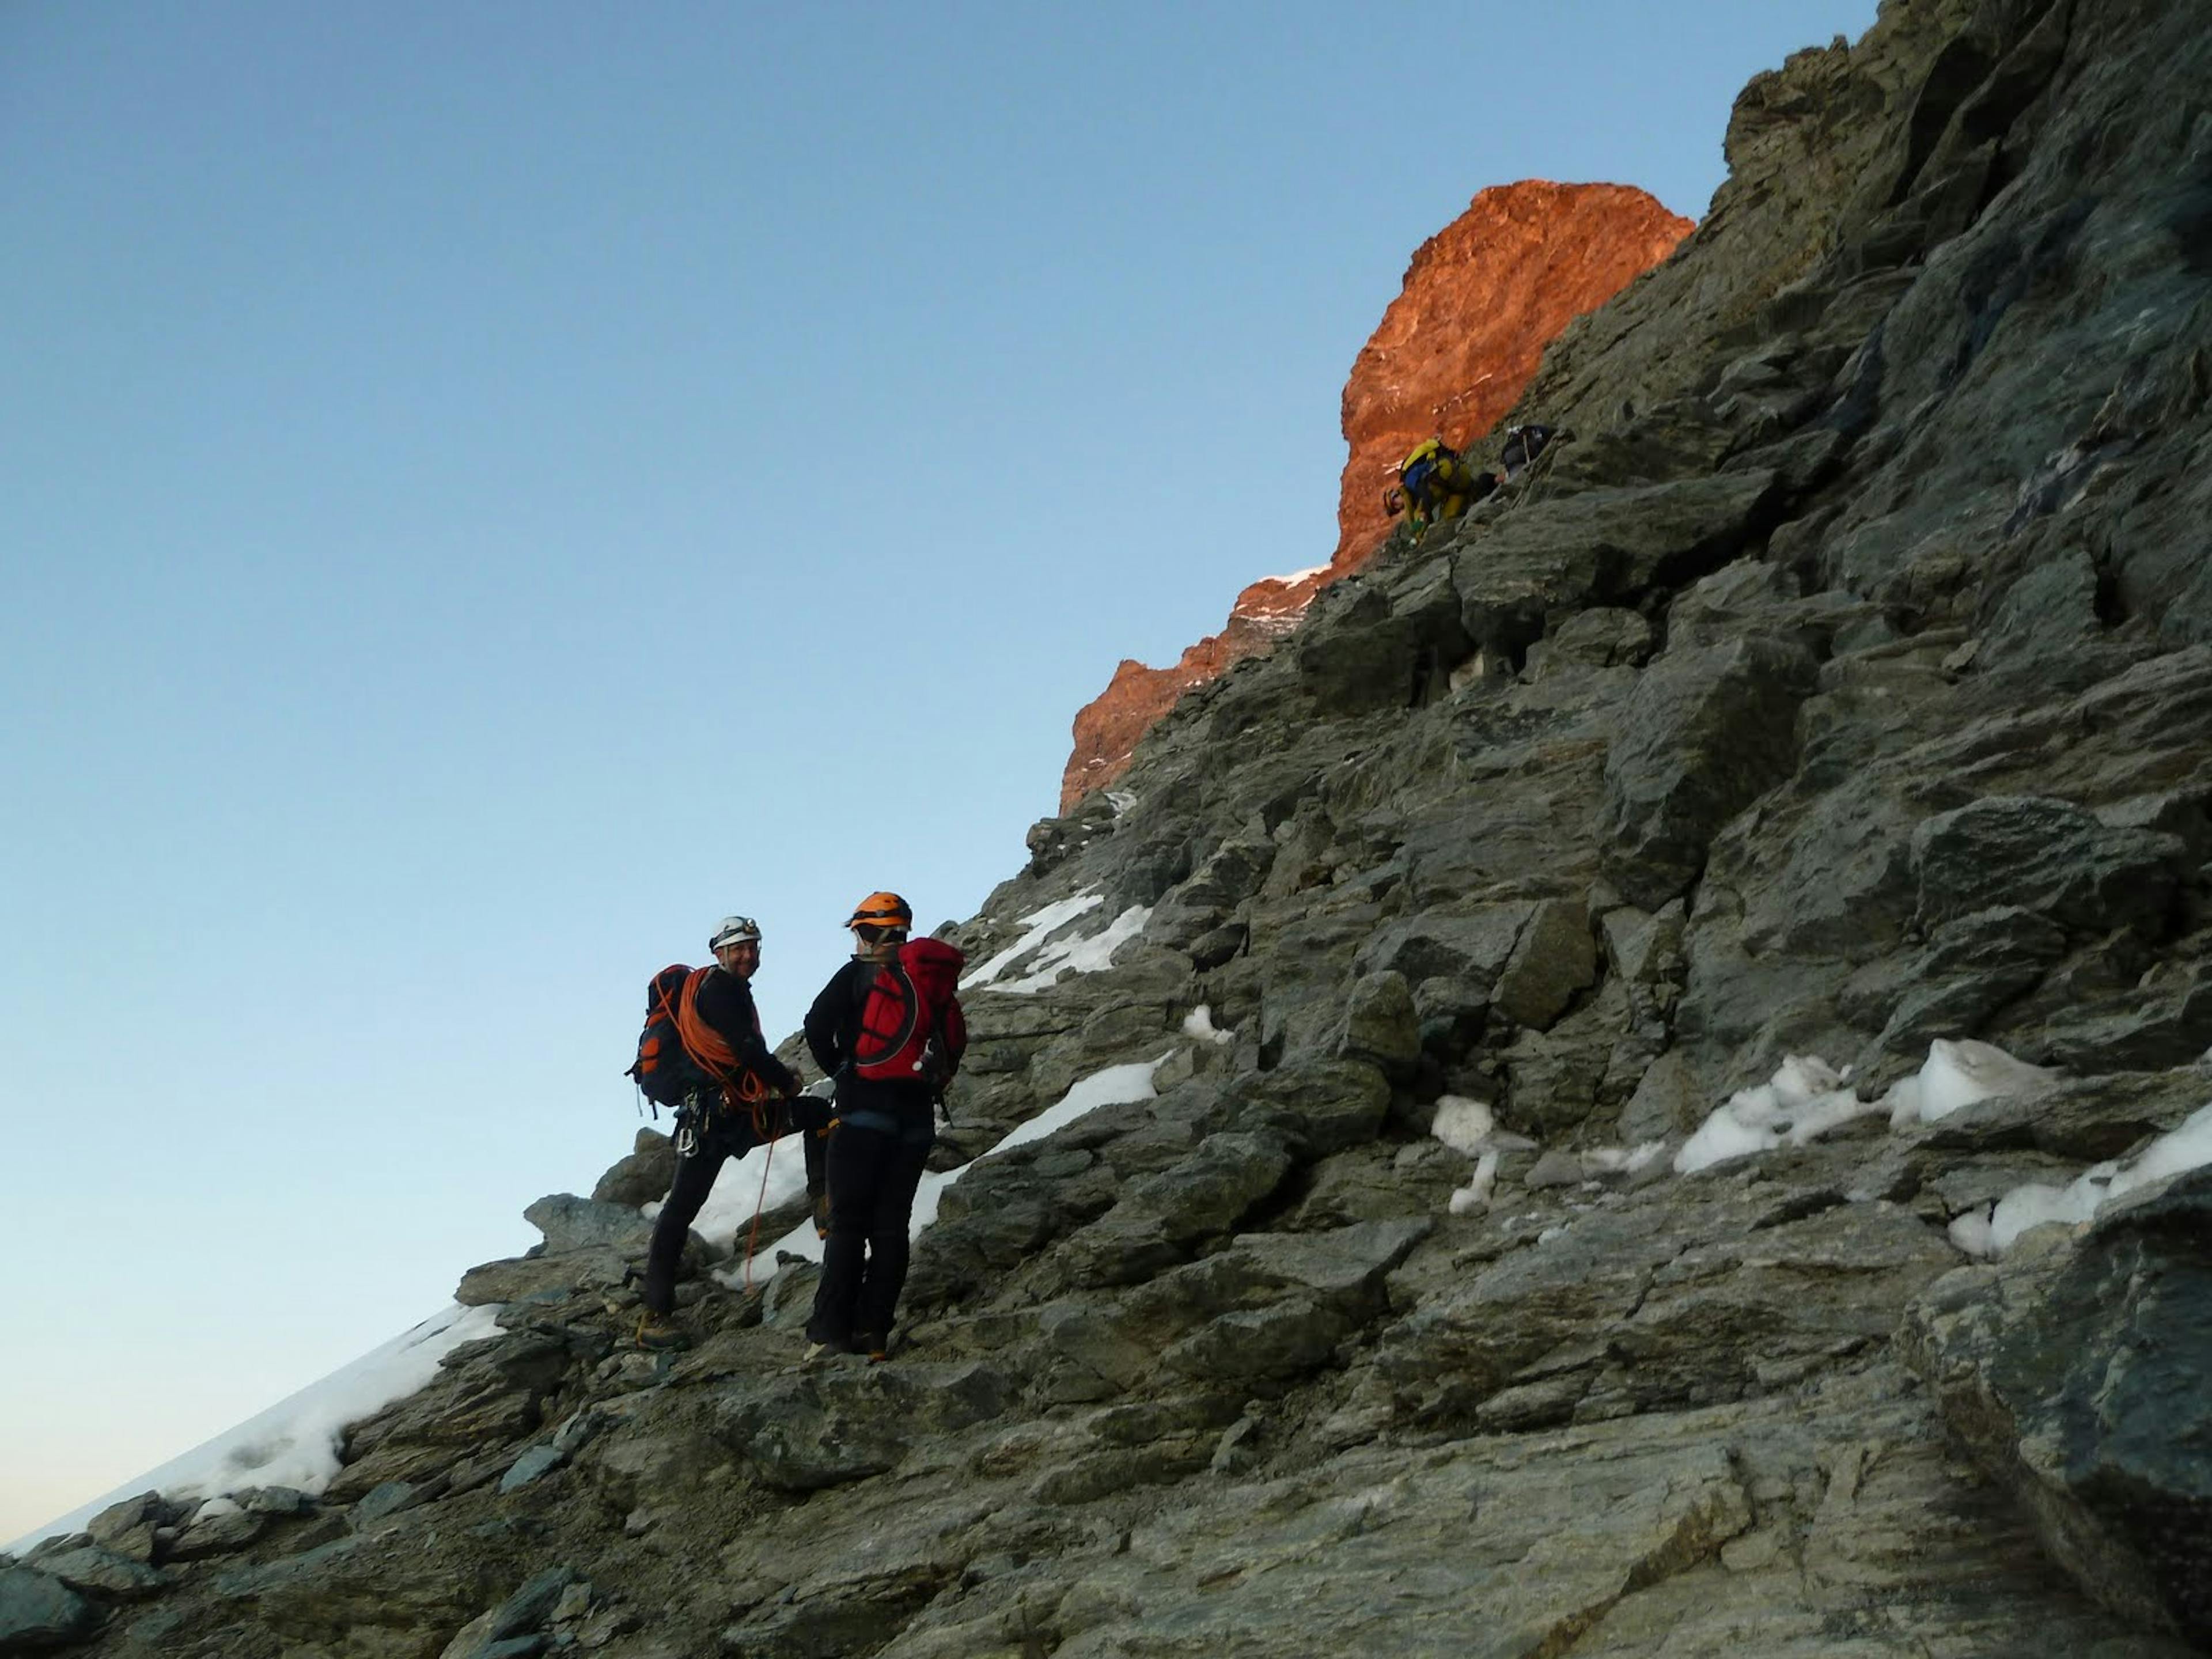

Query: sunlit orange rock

[1060,569,1324,815]
[1059,180,1691,814]
[1334,180,1691,573]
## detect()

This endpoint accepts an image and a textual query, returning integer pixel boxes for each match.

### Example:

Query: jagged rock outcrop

[1334,180,1694,572]
[1060,574,1316,816]
[1060,180,1689,813]
[25,0,2212,1654]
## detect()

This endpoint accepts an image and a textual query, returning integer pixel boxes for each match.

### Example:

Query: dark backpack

[626,963,710,1108]
[1400,450,1446,509]
[1501,423,1554,474]
[851,940,968,1087]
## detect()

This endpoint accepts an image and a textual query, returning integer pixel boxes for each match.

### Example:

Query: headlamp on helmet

[709,915,762,952]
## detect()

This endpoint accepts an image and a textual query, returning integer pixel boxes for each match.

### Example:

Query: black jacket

[695,965,798,1097]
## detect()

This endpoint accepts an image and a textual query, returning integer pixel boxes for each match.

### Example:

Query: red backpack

[851,939,967,1085]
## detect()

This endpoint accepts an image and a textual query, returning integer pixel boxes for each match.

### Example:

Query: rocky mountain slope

[10,0,2212,1654]
[1060,181,1688,814]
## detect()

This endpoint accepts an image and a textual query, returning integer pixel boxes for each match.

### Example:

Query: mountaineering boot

[804,1335,854,1362]
[634,1310,687,1352]
[855,1331,889,1364]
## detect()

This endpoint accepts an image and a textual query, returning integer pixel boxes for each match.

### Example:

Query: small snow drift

[1675,1055,1883,1175]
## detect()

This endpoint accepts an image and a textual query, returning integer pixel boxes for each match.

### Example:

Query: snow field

[961,892,1104,987]
[10,1304,502,1552]
[990,904,1153,995]
[961,889,1156,995]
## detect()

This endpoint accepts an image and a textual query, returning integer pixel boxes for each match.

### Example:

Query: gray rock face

[165,1506,262,1562]
[1451,471,1782,665]
[1493,897,1598,1030]
[1332,970,1421,1077]
[495,1444,566,1494]
[438,1564,577,1658]
[1597,635,1820,908]
[25,1549,164,1603]
[1219,1059,1390,1157]
[1050,1131,1296,1290]
[206,1532,510,1653]
[1357,902,1530,990]
[82,1494,164,1566]
[589,1128,676,1208]
[521,1194,657,1257]
[715,1362,1014,1491]
[0,1567,94,1649]
[1903,1167,2212,1647]
[1911,795,2184,937]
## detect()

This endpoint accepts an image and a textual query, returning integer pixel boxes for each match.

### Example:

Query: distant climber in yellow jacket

[1387,437,1495,533]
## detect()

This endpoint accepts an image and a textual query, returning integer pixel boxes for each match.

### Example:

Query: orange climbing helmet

[847,891,914,932]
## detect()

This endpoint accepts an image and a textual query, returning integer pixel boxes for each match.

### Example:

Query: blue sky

[0,0,1878,1540]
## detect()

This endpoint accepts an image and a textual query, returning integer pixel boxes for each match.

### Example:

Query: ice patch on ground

[1182,1005,1234,1046]
[1449,1150,1501,1215]
[1429,1096,1543,1211]
[1429,1096,1495,1157]
[1585,1143,1668,1176]
[1891,1037,2061,1126]
[963,891,1104,988]
[1675,1055,1881,1174]
[992,904,1153,994]
[1948,1208,1998,1257]
[1674,1039,2058,1177]
[1952,1100,2212,1256]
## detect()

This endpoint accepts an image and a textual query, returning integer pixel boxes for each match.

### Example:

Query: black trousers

[805,1105,933,1348]
[786,1093,835,1226]
[641,1114,762,1314]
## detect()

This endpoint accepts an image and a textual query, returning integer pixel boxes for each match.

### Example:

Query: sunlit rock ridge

[1060,179,1690,816]
[14,1,2212,1654]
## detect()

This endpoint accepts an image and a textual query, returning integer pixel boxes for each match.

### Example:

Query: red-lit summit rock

[1060,180,1691,813]
[1334,180,1693,573]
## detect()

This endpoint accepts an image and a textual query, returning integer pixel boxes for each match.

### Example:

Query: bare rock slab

[1902,1166,2212,1647]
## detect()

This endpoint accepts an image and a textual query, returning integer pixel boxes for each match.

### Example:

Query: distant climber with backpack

[1388,437,1494,533]
[632,914,802,1351]
[1499,422,1556,480]
[800,891,967,1362]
